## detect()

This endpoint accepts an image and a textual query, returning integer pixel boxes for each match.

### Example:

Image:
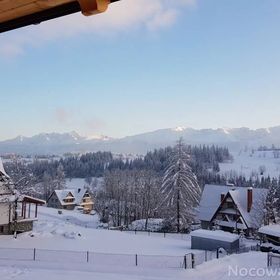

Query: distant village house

[199,184,268,235]
[259,224,280,247]
[47,188,93,214]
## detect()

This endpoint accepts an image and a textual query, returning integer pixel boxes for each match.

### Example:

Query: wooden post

[23,202,26,219]
[33,248,36,261]
[28,203,31,218]
[87,251,89,263]
[21,202,24,217]
[184,255,187,269]
[205,250,207,262]
[191,253,195,269]
[135,254,138,266]
[35,204,38,218]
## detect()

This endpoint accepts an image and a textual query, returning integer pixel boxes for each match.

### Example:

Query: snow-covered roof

[53,189,90,205]
[0,159,14,196]
[191,229,239,242]
[19,195,46,205]
[0,194,16,203]
[198,184,268,228]
[0,158,9,179]
[259,225,280,238]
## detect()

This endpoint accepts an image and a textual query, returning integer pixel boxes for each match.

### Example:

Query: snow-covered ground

[0,206,191,255]
[220,150,280,179]
[0,206,276,279]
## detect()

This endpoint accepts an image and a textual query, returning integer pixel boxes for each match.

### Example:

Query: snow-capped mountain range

[1,126,280,155]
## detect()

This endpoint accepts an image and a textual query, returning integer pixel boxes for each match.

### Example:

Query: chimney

[221,193,225,203]
[247,187,253,212]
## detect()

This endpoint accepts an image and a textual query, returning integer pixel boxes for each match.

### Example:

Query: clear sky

[0,0,280,140]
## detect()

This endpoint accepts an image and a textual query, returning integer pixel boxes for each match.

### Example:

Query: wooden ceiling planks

[0,0,120,33]
[0,0,74,23]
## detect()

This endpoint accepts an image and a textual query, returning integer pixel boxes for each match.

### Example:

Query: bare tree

[95,169,162,228]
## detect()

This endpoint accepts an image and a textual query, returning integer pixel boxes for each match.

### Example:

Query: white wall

[0,203,11,225]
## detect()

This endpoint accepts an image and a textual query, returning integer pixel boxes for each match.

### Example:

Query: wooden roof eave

[20,195,46,205]
[0,0,120,34]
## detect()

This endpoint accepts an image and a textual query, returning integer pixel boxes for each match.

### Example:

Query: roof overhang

[0,0,120,34]
[20,195,46,205]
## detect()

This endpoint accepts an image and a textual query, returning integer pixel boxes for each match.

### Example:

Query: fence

[0,247,187,269]
[267,253,280,267]
[190,245,260,268]
[113,229,189,241]
[0,245,260,270]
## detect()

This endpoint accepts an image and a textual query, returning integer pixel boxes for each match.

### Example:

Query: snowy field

[220,150,280,179]
[0,206,275,279]
[0,206,190,256]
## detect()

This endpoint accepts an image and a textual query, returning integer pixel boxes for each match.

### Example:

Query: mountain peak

[1,125,280,155]
[172,126,187,132]
[86,134,112,141]
[69,131,82,140]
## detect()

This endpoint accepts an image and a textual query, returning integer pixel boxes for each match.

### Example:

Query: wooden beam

[35,204,38,218]
[0,2,80,33]
[0,0,120,33]
[77,0,109,16]
[28,203,31,218]
[23,202,26,219]
[0,0,75,23]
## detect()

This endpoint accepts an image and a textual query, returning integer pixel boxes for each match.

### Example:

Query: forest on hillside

[4,144,280,231]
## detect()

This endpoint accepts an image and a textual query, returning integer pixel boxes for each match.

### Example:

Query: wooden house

[47,188,93,214]
[259,225,280,247]
[198,184,268,235]
[0,159,45,235]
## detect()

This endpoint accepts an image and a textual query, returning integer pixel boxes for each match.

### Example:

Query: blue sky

[0,0,280,140]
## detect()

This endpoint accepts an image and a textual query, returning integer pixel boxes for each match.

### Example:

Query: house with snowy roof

[259,224,280,247]
[47,188,93,213]
[0,159,45,235]
[198,184,268,235]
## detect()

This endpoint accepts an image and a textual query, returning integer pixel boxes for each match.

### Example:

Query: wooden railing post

[184,255,187,269]
[191,253,195,269]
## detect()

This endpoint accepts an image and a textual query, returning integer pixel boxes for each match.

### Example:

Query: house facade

[47,188,93,213]
[198,184,268,235]
[0,159,45,235]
